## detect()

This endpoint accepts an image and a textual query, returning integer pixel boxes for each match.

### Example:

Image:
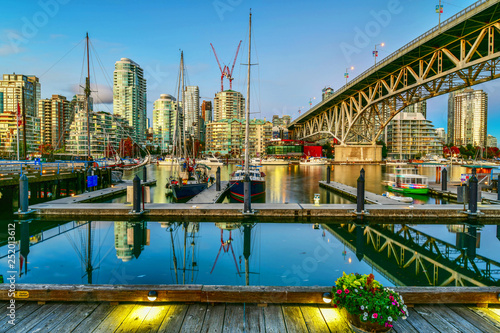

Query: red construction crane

[210,41,242,92]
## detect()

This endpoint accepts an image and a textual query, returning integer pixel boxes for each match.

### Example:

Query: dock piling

[356,168,365,213]
[133,175,142,213]
[143,166,147,182]
[326,165,331,184]
[244,173,251,213]
[469,173,478,214]
[19,174,29,213]
[216,166,221,191]
[442,168,448,191]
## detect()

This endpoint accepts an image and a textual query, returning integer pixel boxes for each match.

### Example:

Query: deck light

[322,292,333,303]
[148,290,158,301]
[314,193,320,206]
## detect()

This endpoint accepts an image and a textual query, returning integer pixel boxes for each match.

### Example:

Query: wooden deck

[3,302,500,332]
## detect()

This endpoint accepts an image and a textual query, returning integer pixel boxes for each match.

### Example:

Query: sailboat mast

[181,54,187,160]
[173,52,182,159]
[244,11,252,174]
[85,32,91,163]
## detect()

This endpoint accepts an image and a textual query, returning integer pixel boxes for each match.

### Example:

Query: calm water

[1,164,497,287]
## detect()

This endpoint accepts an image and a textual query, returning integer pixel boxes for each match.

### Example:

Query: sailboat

[168,52,210,201]
[229,11,266,202]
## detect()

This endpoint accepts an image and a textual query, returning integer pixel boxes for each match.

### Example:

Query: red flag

[17,101,22,127]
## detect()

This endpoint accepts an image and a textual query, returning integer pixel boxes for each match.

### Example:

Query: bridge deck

[3,301,500,332]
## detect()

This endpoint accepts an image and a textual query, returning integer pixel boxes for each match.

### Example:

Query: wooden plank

[50,302,100,333]
[115,304,153,333]
[91,303,136,332]
[282,305,308,333]
[318,306,352,333]
[22,302,79,333]
[414,305,468,333]
[391,316,420,333]
[0,302,40,329]
[394,287,500,305]
[69,302,114,332]
[300,305,331,333]
[263,305,287,333]
[222,304,245,333]
[6,302,63,333]
[449,305,500,333]
[200,303,226,333]
[157,304,189,333]
[244,304,265,333]
[136,304,171,333]
[469,306,500,329]
[404,308,440,333]
[179,304,208,333]
[429,305,488,333]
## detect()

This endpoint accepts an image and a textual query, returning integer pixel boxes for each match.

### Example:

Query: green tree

[376,140,388,158]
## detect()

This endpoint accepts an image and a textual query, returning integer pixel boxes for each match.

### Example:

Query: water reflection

[1,219,499,287]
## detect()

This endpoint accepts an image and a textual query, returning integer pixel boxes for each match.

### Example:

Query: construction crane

[210,41,242,92]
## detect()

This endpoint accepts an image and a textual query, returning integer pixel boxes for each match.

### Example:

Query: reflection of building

[114,221,150,262]
[205,118,272,156]
[449,88,487,147]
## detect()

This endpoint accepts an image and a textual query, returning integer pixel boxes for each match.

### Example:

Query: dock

[319,180,406,205]
[187,181,231,204]
[2,285,500,332]
[428,182,500,203]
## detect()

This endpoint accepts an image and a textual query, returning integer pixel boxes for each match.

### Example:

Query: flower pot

[342,309,393,333]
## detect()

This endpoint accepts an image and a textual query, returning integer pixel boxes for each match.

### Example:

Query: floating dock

[187,181,231,204]
[319,180,405,205]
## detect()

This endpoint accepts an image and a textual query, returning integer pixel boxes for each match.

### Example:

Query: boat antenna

[85,32,92,164]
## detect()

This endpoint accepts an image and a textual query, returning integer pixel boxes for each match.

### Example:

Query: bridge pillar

[334,145,382,162]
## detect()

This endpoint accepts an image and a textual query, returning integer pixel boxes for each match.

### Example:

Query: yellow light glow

[128,305,152,319]
[350,66,354,70]
[320,307,344,325]
[381,42,385,47]
[348,257,352,263]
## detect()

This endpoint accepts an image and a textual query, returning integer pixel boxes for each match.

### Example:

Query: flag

[17,101,22,127]
[373,50,378,57]
[436,5,443,13]
[344,73,349,78]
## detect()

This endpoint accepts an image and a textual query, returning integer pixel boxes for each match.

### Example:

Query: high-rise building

[38,95,73,149]
[201,100,212,122]
[152,94,178,153]
[0,74,41,157]
[184,86,200,141]
[487,134,497,149]
[387,111,442,159]
[213,90,245,121]
[205,118,272,157]
[435,128,446,144]
[450,88,487,147]
[113,58,147,145]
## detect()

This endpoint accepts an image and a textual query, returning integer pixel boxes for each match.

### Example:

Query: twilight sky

[1,0,499,141]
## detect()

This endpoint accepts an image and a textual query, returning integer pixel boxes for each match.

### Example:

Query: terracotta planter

[341,309,393,333]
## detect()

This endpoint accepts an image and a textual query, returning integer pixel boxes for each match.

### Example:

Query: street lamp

[345,66,354,86]
[373,43,385,66]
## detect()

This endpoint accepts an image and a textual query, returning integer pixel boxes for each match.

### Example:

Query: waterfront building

[0,74,41,157]
[448,88,487,147]
[435,128,446,144]
[152,94,178,154]
[201,100,212,123]
[205,118,272,157]
[39,95,73,150]
[488,134,497,148]
[213,90,244,121]
[387,111,443,159]
[113,58,147,145]
[184,86,200,141]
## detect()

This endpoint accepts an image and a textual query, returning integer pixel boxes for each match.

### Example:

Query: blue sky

[1,0,499,141]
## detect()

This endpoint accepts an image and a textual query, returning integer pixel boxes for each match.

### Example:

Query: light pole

[345,66,354,86]
[373,43,385,66]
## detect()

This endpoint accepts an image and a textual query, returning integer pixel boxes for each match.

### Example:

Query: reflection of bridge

[289,0,500,144]
[323,223,500,287]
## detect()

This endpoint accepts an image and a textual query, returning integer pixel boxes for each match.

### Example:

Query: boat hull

[229,180,265,201]
[387,185,429,194]
[172,182,208,200]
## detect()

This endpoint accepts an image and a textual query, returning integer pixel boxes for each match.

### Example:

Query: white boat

[300,157,328,165]
[250,157,262,166]
[196,155,224,166]
[158,157,182,166]
[384,167,429,194]
[383,192,413,203]
[260,157,289,165]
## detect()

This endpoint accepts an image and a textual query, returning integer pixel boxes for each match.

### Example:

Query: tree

[376,140,388,158]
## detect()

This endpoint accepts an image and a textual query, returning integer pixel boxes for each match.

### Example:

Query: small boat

[229,166,265,202]
[299,157,328,165]
[260,157,288,165]
[250,157,262,166]
[384,167,429,194]
[383,192,413,203]
[168,162,210,201]
[196,154,224,166]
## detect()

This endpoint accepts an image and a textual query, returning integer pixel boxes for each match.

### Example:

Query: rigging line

[39,38,85,78]
[90,40,114,92]
[252,25,262,116]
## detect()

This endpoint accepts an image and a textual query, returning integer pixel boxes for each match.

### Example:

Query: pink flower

[345,289,350,294]
[389,296,394,301]
[372,313,378,319]
[392,301,397,305]
[337,290,342,294]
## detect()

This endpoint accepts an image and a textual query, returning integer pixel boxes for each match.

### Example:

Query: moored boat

[384,167,429,194]
[229,166,265,202]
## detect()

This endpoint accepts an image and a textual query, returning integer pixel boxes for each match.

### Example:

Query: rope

[39,38,85,78]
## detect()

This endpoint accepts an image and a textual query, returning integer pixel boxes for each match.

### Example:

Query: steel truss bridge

[324,223,500,287]
[289,0,500,144]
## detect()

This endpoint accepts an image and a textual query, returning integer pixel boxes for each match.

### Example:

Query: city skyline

[3,0,500,139]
